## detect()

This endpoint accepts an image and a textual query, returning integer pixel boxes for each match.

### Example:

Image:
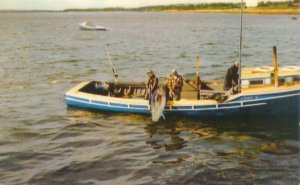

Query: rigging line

[105,44,118,84]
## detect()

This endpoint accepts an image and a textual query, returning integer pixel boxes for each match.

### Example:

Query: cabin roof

[241,67,300,79]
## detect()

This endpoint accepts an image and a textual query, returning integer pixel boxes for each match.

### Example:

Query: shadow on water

[156,114,299,140]
[142,115,299,184]
[68,105,300,155]
[143,114,299,158]
[67,106,299,142]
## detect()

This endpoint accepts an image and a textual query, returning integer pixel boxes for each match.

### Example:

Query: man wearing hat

[167,69,184,101]
[145,70,159,100]
[224,61,240,91]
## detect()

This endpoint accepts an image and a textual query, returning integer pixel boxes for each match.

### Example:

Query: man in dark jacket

[145,70,159,100]
[224,61,239,91]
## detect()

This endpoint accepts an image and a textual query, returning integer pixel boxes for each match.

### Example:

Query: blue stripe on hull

[67,95,90,102]
[230,89,300,102]
[65,90,299,119]
[65,98,150,114]
[167,93,299,118]
[90,100,108,105]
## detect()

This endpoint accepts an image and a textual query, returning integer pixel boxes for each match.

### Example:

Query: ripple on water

[57,138,105,149]
[7,127,41,141]
[0,151,54,172]
[57,59,80,63]
[28,158,133,184]
[51,131,84,140]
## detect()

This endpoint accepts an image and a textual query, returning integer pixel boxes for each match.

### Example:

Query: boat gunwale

[65,81,300,113]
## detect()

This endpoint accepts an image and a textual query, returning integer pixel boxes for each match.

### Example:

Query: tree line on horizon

[64,3,241,12]
[257,0,299,8]
[64,1,300,12]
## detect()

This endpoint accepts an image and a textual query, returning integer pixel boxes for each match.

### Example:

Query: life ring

[254,66,274,72]
[280,66,300,72]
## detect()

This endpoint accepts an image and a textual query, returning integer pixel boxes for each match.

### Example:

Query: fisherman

[95,81,111,95]
[224,61,239,92]
[145,70,159,100]
[167,69,184,101]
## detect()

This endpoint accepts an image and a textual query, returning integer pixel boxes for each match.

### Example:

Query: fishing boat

[65,49,300,120]
[66,1,300,121]
[79,22,107,31]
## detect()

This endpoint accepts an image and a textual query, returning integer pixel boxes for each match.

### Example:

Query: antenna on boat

[105,44,119,84]
[238,0,244,93]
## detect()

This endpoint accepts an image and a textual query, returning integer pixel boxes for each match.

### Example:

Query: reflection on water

[144,113,299,184]
[145,115,299,153]
[1,106,299,184]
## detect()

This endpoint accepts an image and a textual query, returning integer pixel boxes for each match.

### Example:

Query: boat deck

[67,79,300,105]
[65,66,300,108]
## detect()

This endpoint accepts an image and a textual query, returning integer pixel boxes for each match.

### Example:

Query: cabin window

[249,80,264,86]
[278,78,286,84]
[271,78,286,85]
[293,76,300,82]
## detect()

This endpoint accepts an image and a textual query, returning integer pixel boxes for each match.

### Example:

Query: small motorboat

[79,22,106,31]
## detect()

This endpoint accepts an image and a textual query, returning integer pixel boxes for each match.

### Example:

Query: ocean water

[0,12,299,184]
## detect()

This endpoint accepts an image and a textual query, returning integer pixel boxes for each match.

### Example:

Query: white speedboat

[79,22,106,31]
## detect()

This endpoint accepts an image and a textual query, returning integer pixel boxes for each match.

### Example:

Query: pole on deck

[196,56,200,100]
[273,46,279,87]
[238,0,243,93]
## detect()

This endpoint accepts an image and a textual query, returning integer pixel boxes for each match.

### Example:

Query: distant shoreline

[1,1,300,15]
[164,8,300,15]
[1,9,299,15]
[63,2,300,15]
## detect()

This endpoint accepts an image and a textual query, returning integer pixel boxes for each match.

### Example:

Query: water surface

[0,12,299,184]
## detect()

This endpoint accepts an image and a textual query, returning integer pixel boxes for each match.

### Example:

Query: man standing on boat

[224,61,239,92]
[145,70,159,100]
[167,69,184,101]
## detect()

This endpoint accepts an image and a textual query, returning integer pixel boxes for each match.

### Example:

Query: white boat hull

[79,22,106,31]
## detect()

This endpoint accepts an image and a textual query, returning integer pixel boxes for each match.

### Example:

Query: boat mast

[238,0,243,93]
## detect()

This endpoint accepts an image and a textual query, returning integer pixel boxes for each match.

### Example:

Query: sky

[0,0,273,10]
